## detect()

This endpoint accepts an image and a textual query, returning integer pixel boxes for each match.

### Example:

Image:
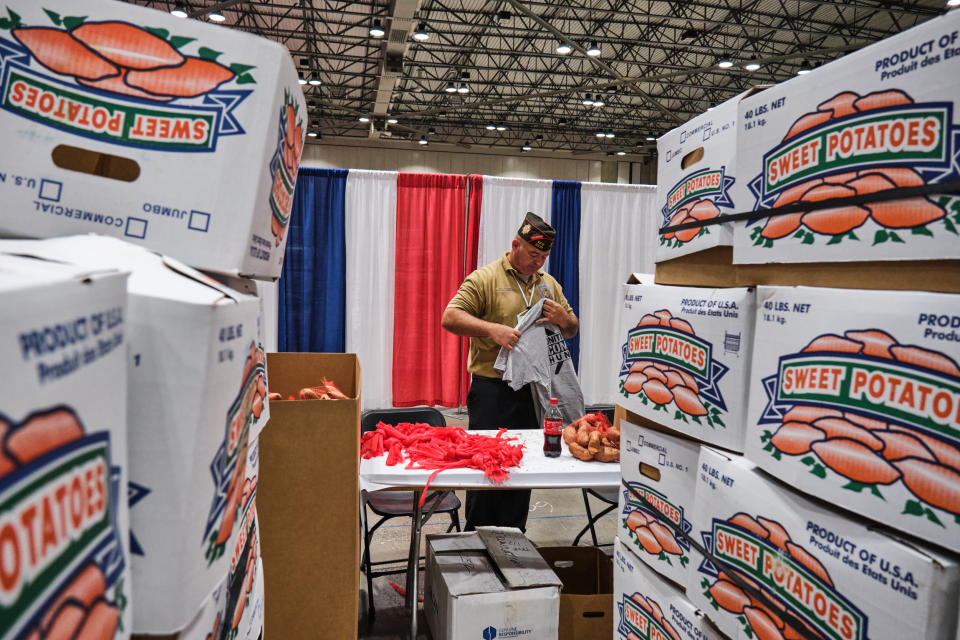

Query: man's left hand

[537,299,569,330]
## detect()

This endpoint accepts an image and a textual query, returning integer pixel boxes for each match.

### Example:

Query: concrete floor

[357,409,618,639]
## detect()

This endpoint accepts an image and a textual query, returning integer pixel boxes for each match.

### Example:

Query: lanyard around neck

[511,272,534,310]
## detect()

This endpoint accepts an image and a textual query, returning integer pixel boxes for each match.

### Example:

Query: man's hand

[536,299,579,338]
[489,323,522,350]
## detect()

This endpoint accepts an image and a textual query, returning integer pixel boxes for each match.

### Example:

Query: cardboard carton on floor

[614,537,721,640]
[538,546,613,640]
[733,10,960,264]
[0,250,130,639]
[617,419,700,588]
[656,90,757,262]
[688,446,960,640]
[0,235,269,633]
[424,527,562,640]
[615,277,755,451]
[746,285,960,553]
[258,352,360,640]
[0,0,306,279]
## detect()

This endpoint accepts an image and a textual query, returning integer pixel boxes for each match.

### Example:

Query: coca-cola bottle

[543,397,562,458]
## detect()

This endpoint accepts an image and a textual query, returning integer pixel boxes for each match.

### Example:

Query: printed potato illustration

[622,592,683,640]
[269,95,304,248]
[662,198,721,244]
[760,329,960,520]
[753,89,948,245]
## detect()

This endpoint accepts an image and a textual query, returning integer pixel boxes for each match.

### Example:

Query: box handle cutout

[639,462,661,482]
[582,611,607,618]
[552,560,574,569]
[52,144,140,182]
[680,146,704,169]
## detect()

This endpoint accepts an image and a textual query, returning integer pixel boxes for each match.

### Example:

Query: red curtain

[392,173,468,407]
[459,175,484,406]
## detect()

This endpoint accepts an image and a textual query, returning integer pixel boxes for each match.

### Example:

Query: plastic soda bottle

[543,397,562,457]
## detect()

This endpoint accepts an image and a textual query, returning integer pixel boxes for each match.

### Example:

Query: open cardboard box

[538,547,613,640]
[257,353,360,640]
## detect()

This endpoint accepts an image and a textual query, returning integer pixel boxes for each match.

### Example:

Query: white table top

[359,429,621,492]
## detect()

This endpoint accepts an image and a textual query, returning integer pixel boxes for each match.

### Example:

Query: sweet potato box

[689,447,960,640]
[615,276,755,452]
[733,10,960,264]
[746,285,960,553]
[0,0,306,279]
[0,235,269,633]
[0,249,131,639]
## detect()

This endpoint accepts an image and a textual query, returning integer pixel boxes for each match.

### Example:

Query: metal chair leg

[360,505,376,619]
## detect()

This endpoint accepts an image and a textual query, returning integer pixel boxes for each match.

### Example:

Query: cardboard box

[745,285,960,552]
[0,0,306,279]
[538,546,613,640]
[688,447,960,640]
[424,527,562,640]
[617,419,700,588]
[614,537,721,640]
[656,90,753,262]
[733,10,960,264]
[258,352,360,640]
[615,278,755,451]
[0,250,130,638]
[0,235,269,632]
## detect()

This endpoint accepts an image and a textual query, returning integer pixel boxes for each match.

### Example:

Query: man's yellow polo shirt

[446,253,574,378]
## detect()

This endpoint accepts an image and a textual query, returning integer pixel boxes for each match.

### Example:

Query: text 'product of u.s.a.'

[746,285,960,553]
[733,10,960,264]
[0,234,269,633]
[0,0,306,279]
[618,420,700,588]
[616,279,755,452]
[0,249,131,639]
[656,90,756,262]
[689,446,960,640]
[614,537,722,640]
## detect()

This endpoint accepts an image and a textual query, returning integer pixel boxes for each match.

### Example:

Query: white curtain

[578,182,658,406]
[259,280,279,353]
[344,170,398,410]
[476,176,553,270]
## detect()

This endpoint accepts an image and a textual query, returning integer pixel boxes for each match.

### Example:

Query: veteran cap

[517,212,556,251]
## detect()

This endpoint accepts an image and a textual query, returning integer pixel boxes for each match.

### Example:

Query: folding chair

[571,405,619,547]
[359,407,462,618]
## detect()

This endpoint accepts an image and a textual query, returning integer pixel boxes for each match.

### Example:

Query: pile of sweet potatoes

[267,377,349,401]
[563,412,620,462]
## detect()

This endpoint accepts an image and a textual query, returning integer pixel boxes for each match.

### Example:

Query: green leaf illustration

[680,556,689,567]
[653,403,666,412]
[902,500,926,517]
[146,26,170,40]
[870,485,884,499]
[827,234,844,245]
[943,217,958,235]
[847,230,859,241]
[873,230,890,245]
[712,415,725,428]
[753,235,764,247]
[801,456,815,467]
[199,46,223,61]
[772,449,782,461]
[925,508,945,528]
[801,231,815,245]
[169,35,196,49]
[701,578,710,590]
[793,229,806,239]
[889,231,905,243]
[0,7,22,29]
[674,410,684,420]
[236,73,256,85]
[62,15,86,30]
[763,238,774,249]
[691,416,703,425]
[763,442,774,453]
[751,226,762,240]
[955,514,960,526]
[43,8,61,25]
[911,225,934,237]
[842,481,868,493]
[810,463,827,479]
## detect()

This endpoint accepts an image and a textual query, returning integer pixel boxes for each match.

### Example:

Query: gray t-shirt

[494,298,585,425]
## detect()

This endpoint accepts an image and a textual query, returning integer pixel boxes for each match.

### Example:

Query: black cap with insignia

[517,212,556,251]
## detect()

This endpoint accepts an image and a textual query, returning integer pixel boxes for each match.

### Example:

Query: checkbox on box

[659,452,666,466]
[39,179,62,202]
[189,210,210,232]
[125,217,147,239]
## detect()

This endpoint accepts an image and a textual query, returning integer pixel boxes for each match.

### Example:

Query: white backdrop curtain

[344,170,398,410]
[578,182,658,406]
[476,176,553,269]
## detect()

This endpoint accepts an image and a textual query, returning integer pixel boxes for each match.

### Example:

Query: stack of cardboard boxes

[0,0,306,638]
[614,9,960,640]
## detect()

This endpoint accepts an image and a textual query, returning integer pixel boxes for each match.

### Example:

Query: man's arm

[537,299,579,339]
[441,307,522,350]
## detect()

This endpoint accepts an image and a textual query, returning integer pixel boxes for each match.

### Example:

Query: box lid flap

[476,527,562,589]
[626,272,654,284]
[435,551,506,596]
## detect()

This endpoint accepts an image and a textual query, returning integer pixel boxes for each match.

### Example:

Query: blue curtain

[549,180,582,370]
[278,168,348,352]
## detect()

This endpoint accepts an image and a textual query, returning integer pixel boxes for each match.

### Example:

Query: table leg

[407,489,422,639]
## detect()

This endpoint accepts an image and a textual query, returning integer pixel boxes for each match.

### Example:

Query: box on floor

[538,546,613,640]
[689,446,960,640]
[0,0,306,279]
[0,250,130,638]
[746,285,960,553]
[615,275,756,452]
[257,352,360,640]
[0,234,269,633]
[424,527,563,640]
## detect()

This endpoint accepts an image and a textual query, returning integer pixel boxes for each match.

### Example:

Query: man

[441,212,579,530]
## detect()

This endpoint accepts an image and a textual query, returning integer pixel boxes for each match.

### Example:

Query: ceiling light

[535,134,543,141]
[485,124,496,130]
[596,131,605,138]
[586,41,601,57]
[680,28,698,40]
[558,118,567,126]
[496,125,506,131]
[308,75,321,86]
[418,136,428,145]
[428,127,436,135]
[457,83,469,94]
[307,131,318,138]
[497,10,512,21]
[583,94,594,106]
[522,142,532,151]
[646,136,656,141]
[387,117,398,124]
[413,22,429,41]
[170,4,187,18]
[605,132,615,138]
[744,56,761,71]
[445,82,457,93]
[208,10,225,22]
[358,116,370,122]
[616,150,626,156]
[369,18,385,38]
[717,56,734,69]
[556,43,572,55]
[592,95,604,107]
[298,77,307,85]
[797,59,812,75]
